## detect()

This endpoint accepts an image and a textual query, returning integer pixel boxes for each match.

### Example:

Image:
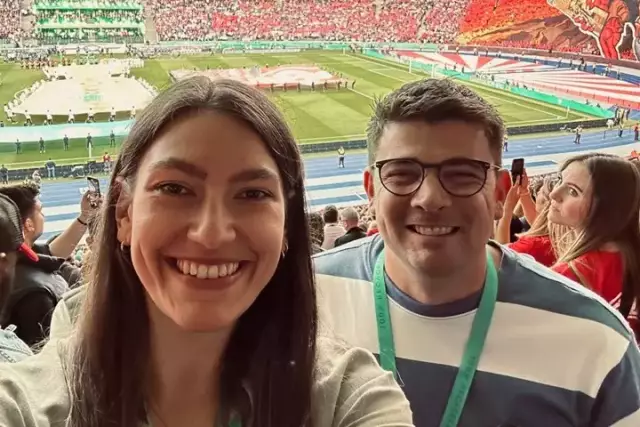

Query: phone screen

[87,177,101,198]
[511,158,525,184]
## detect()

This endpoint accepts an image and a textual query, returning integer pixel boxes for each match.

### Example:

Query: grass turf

[0,50,592,168]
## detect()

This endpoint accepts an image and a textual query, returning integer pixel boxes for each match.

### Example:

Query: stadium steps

[20,0,36,35]
[144,14,158,44]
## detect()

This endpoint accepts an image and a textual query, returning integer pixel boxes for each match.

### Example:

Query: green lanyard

[229,421,241,427]
[373,249,498,427]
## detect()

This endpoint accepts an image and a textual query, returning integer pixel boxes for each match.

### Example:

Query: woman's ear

[114,178,133,245]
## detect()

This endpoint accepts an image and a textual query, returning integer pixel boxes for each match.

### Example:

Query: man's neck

[384,246,497,306]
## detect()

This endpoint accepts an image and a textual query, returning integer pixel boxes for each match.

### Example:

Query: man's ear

[364,168,375,199]
[114,179,133,245]
[494,169,510,221]
[364,168,376,217]
[23,218,34,235]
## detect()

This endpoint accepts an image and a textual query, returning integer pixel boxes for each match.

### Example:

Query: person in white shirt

[68,109,74,123]
[321,205,346,249]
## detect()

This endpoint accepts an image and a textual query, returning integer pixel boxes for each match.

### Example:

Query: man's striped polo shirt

[314,235,640,427]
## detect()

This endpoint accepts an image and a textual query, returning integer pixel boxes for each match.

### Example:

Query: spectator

[314,78,640,425]
[0,164,8,185]
[0,194,35,362]
[0,183,96,346]
[45,158,55,180]
[366,220,379,236]
[321,205,345,250]
[549,154,640,305]
[334,207,367,247]
[498,174,564,267]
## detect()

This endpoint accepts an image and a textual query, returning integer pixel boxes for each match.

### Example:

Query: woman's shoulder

[0,343,70,426]
[312,336,413,427]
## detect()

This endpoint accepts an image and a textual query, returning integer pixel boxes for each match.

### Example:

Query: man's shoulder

[314,234,382,282]
[499,245,635,340]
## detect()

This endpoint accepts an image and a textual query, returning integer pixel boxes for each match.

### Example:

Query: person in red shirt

[498,173,565,267]
[548,153,640,311]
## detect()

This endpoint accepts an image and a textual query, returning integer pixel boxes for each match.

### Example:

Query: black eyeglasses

[373,158,500,197]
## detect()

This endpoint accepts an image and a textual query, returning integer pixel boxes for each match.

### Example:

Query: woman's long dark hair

[554,153,640,317]
[65,77,317,427]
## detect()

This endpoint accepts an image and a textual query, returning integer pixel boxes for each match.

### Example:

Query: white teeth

[207,265,219,278]
[176,260,240,280]
[197,264,208,279]
[414,226,454,236]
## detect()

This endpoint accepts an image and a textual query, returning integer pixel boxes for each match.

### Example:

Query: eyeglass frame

[372,157,502,198]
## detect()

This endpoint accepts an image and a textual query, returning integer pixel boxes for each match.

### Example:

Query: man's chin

[405,249,456,274]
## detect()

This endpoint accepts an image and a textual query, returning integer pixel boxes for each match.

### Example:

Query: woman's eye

[155,183,189,196]
[239,189,271,200]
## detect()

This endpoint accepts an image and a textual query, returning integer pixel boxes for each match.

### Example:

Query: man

[45,158,55,180]
[0,183,95,346]
[338,146,345,168]
[0,165,8,185]
[314,79,640,426]
[0,194,35,362]
[321,205,345,250]
[334,207,366,247]
[63,134,69,151]
[86,133,93,149]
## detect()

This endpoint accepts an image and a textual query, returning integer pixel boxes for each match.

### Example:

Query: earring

[281,241,289,259]
[120,241,130,252]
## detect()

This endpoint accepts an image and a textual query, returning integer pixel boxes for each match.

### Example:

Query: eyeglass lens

[379,159,488,196]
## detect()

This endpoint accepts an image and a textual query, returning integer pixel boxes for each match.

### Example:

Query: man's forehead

[376,120,493,161]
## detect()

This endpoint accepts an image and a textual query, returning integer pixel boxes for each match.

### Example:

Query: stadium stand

[0,0,23,42]
[33,0,144,43]
[146,0,465,43]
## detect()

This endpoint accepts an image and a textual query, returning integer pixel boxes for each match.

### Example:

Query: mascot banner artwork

[548,0,640,59]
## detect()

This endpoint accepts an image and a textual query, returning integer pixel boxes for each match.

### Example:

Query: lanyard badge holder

[373,249,499,427]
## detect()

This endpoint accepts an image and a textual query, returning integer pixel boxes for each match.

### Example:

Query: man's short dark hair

[366,78,505,165]
[0,182,40,222]
[323,205,339,224]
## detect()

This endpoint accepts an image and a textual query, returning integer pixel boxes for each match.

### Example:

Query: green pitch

[0,51,591,167]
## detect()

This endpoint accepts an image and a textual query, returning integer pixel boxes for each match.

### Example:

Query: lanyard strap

[373,249,499,427]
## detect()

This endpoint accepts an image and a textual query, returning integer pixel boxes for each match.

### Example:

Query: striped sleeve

[593,342,640,426]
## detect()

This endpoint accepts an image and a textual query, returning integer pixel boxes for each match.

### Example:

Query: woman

[498,173,563,267]
[0,193,35,362]
[0,77,412,426]
[548,153,640,307]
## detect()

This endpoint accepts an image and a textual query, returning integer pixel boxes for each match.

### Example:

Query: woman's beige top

[0,288,414,427]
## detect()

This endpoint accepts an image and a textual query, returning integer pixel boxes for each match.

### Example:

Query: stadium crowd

[0,0,622,56]
[0,0,23,41]
[147,0,467,43]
